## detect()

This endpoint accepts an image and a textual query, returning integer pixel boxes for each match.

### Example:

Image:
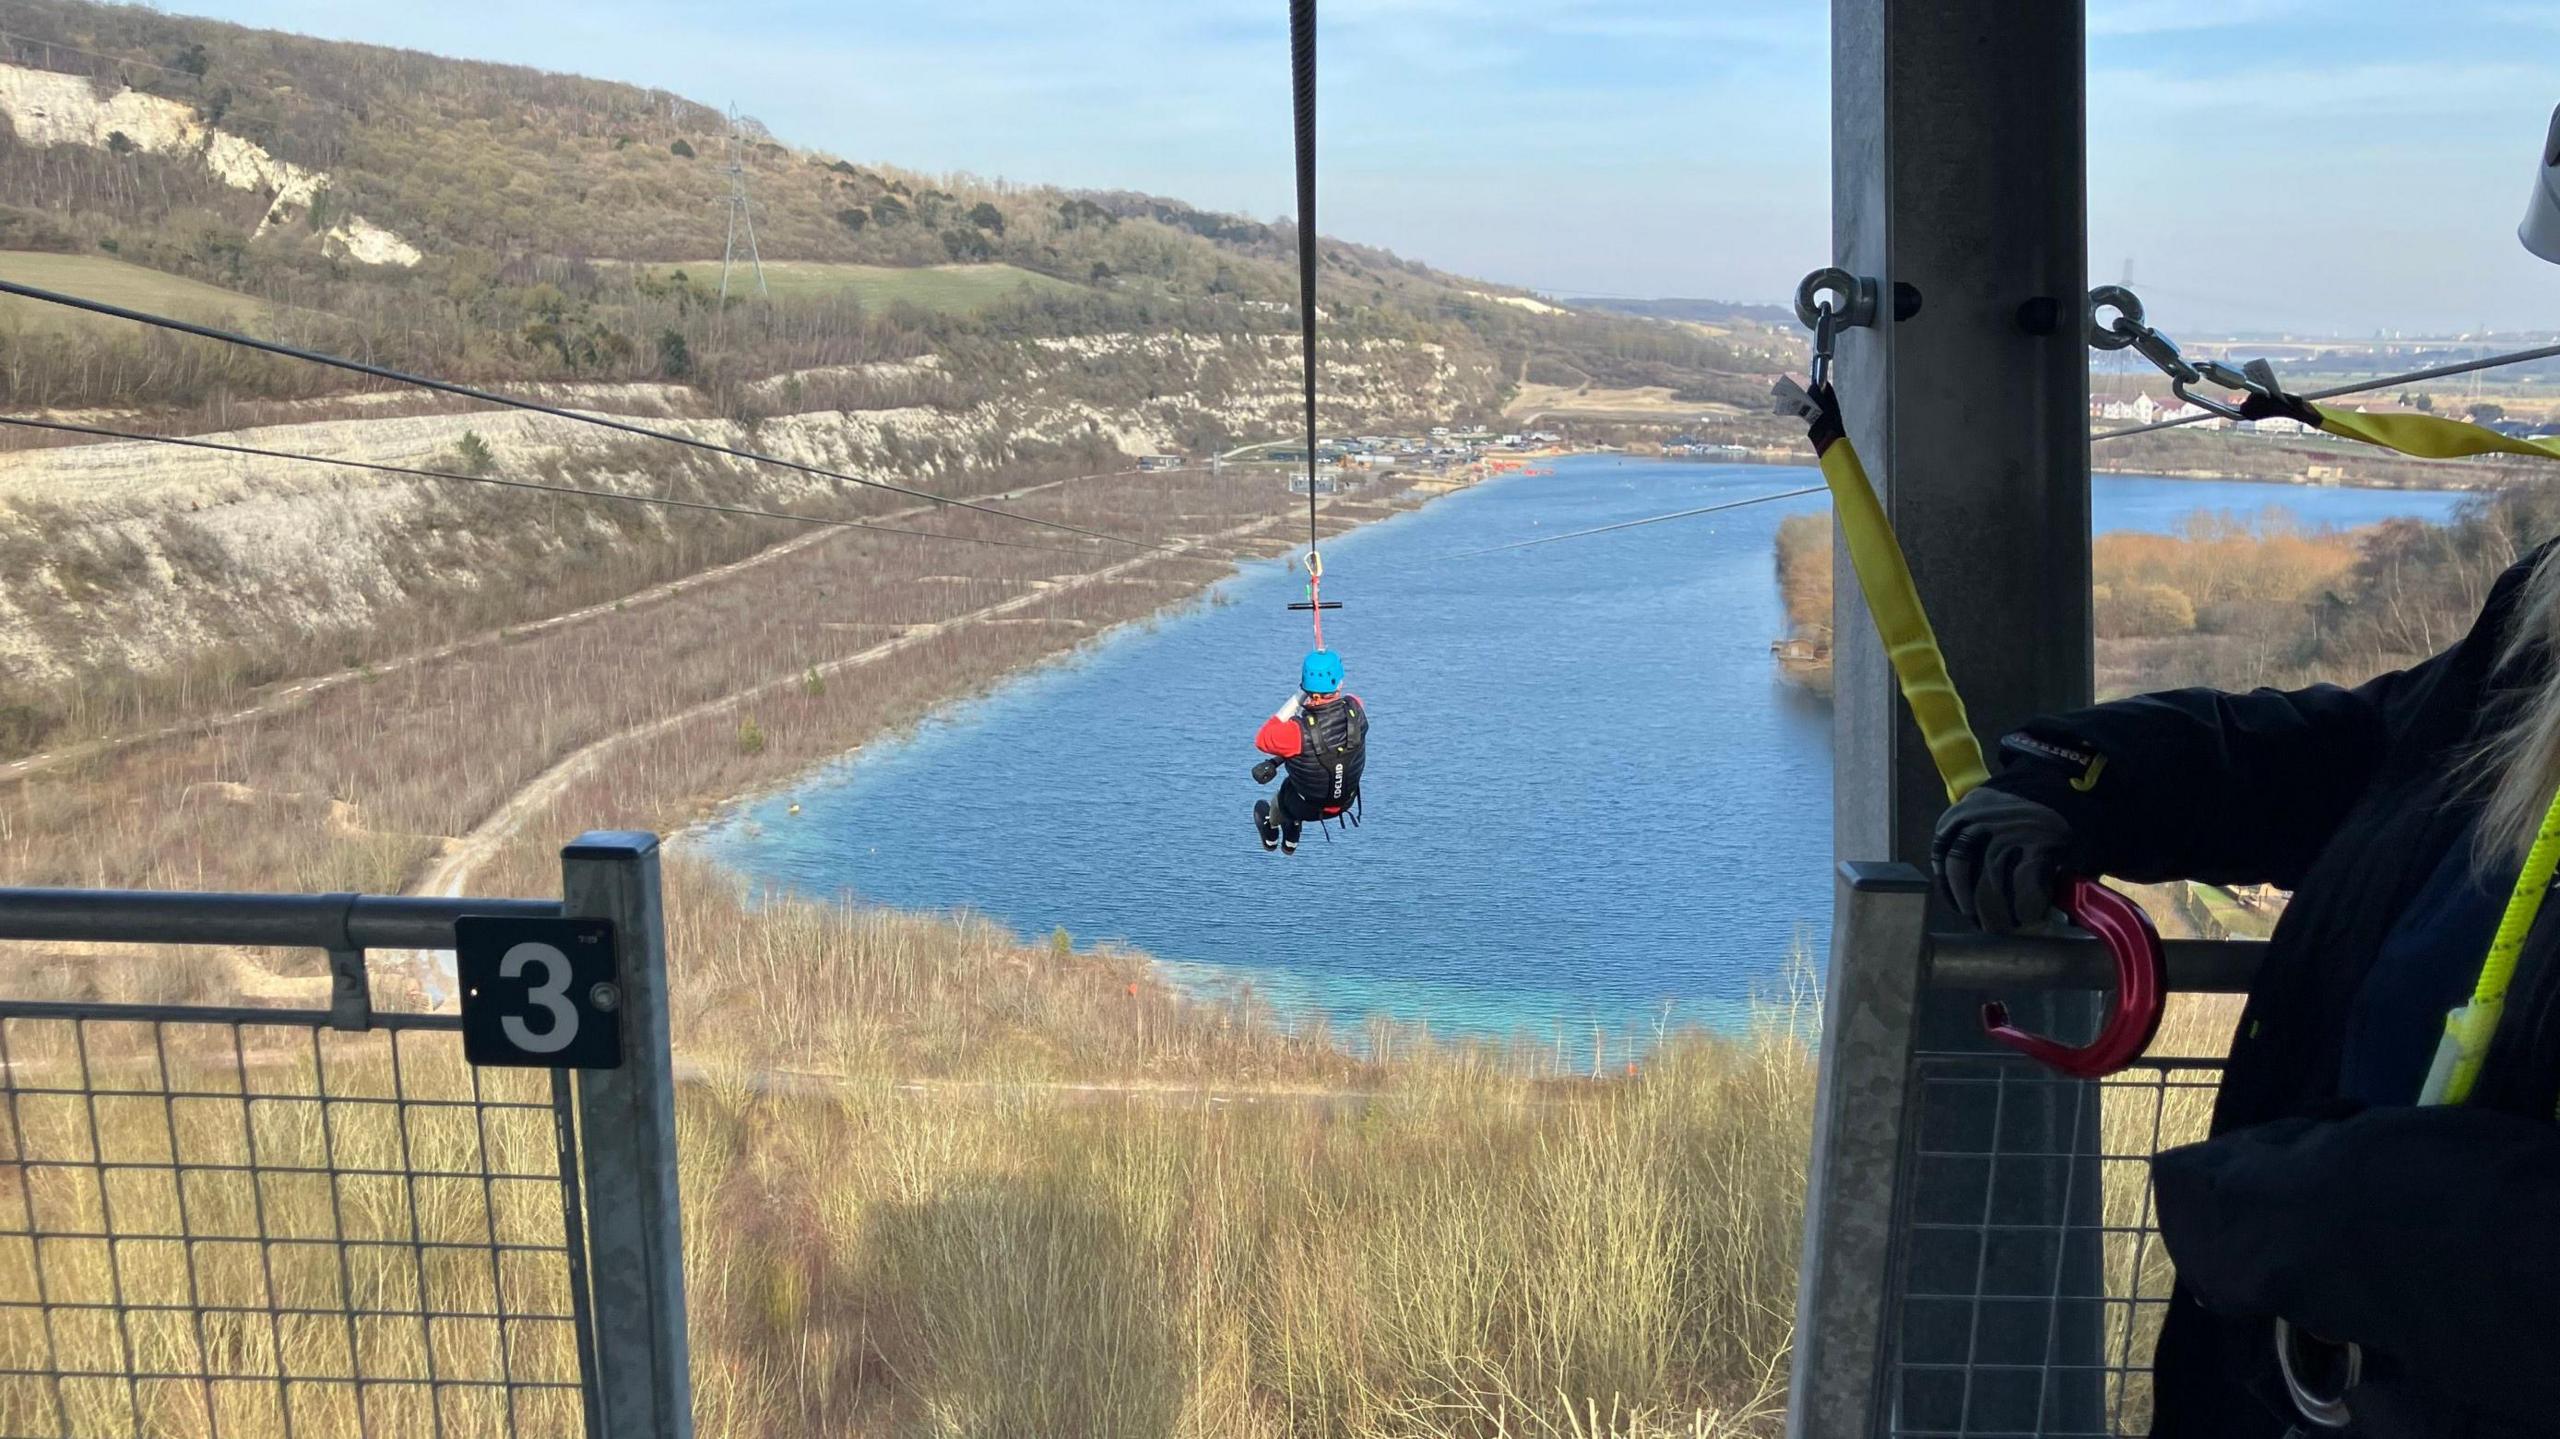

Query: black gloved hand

[2238,387,2322,429]
[1805,380,1847,456]
[1252,757,1281,784]
[1929,787,2080,932]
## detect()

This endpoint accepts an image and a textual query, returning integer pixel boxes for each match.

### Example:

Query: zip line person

[1248,0,1364,858]
[1252,650,1366,854]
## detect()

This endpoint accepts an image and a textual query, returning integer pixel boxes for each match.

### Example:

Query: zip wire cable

[0,278,1173,553]
[2094,339,2560,442]
[1292,0,1319,559]
[1442,483,1826,559]
[1286,0,1341,652]
[0,415,1099,556]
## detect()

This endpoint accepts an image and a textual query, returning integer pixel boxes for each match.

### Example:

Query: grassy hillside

[636,260,1085,314]
[0,247,263,333]
[1569,295,1798,333]
[0,0,1761,421]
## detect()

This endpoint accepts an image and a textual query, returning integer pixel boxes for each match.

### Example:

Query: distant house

[2094,392,2227,429]
[1137,454,1184,471]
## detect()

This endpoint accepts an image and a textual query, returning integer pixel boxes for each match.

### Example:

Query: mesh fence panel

[1887,1053,2223,1439]
[0,1004,590,1439]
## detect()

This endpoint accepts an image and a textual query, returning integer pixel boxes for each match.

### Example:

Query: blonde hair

[2477,547,2560,865]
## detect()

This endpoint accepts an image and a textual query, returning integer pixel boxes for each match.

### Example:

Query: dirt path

[0,466,1133,787]
[413,509,1288,899]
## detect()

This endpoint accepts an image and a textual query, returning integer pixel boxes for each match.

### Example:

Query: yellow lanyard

[2248,400,2560,1107]
[1812,436,1991,802]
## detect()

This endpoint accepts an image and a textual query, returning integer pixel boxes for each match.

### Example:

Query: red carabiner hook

[1979,876,2165,1078]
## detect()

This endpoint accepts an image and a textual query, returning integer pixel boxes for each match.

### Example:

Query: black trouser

[1267,781,1340,845]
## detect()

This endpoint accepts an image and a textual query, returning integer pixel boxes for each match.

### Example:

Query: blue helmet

[1301,649,1344,695]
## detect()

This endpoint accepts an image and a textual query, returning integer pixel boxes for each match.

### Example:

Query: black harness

[1285,696,1367,831]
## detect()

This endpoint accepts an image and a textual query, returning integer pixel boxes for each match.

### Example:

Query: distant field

[646,260,1082,313]
[1506,381,1748,421]
[0,250,267,335]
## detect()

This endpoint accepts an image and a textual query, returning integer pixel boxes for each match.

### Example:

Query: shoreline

[678,456,2469,1036]
[423,458,1485,906]
[679,449,1817,1055]
[675,468,1510,1047]
[667,454,1592,851]
[1641,447,2501,494]
[0,449,1490,1022]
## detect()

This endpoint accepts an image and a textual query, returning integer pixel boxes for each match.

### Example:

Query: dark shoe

[1254,800,1280,851]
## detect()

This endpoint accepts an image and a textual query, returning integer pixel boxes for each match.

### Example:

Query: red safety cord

[1306,552,1325,649]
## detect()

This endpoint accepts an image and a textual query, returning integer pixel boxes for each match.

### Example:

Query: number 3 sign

[456,916,624,1069]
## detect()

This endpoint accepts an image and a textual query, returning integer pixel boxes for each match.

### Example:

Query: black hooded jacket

[1976,544,2560,1437]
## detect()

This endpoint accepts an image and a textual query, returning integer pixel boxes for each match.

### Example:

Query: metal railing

[0,831,690,1439]
[1791,862,2260,1439]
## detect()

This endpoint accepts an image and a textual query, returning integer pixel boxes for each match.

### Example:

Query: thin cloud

[2087,0,2311,37]
[2090,59,2547,121]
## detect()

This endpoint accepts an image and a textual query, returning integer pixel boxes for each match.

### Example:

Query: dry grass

[0,889,2237,1439]
[0,866,1817,1439]
[0,1019,583,1437]
[659,870,1817,1439]
[2093,996,2237,1432]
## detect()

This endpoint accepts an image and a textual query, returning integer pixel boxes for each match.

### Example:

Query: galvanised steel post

[1790,863,1933,1436]
[1822,1,2104,1434]
[561,832,693,1439]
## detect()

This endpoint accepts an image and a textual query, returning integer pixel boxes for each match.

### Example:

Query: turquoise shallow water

[702,458,2469,1045]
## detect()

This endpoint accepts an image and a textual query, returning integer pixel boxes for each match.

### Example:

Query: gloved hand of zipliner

[1772,377,1847,456]
[2235,359,2324,429]
[1929,787,2085,933]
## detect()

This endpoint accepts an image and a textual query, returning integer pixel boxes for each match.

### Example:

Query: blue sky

[180,0,2560,333]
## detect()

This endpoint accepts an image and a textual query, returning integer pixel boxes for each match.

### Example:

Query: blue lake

[703,458,2471,1045]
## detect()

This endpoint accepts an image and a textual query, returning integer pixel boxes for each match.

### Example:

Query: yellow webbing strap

[2438,787,2560,1105]
[2313,406,2560,464]
[1818,379,2560,1105]
[2284,398,2560,1103]
[1816,437,1992,802]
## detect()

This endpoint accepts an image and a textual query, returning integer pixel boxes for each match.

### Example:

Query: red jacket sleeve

[1255,715,1303,758]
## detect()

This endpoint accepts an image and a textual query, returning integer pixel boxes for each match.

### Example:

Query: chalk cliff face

[0,332,1491,687]
[0,61,423,266]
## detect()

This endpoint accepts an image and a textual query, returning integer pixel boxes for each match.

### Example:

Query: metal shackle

[2086,284,2146,351]
[1795,267,1878,331]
